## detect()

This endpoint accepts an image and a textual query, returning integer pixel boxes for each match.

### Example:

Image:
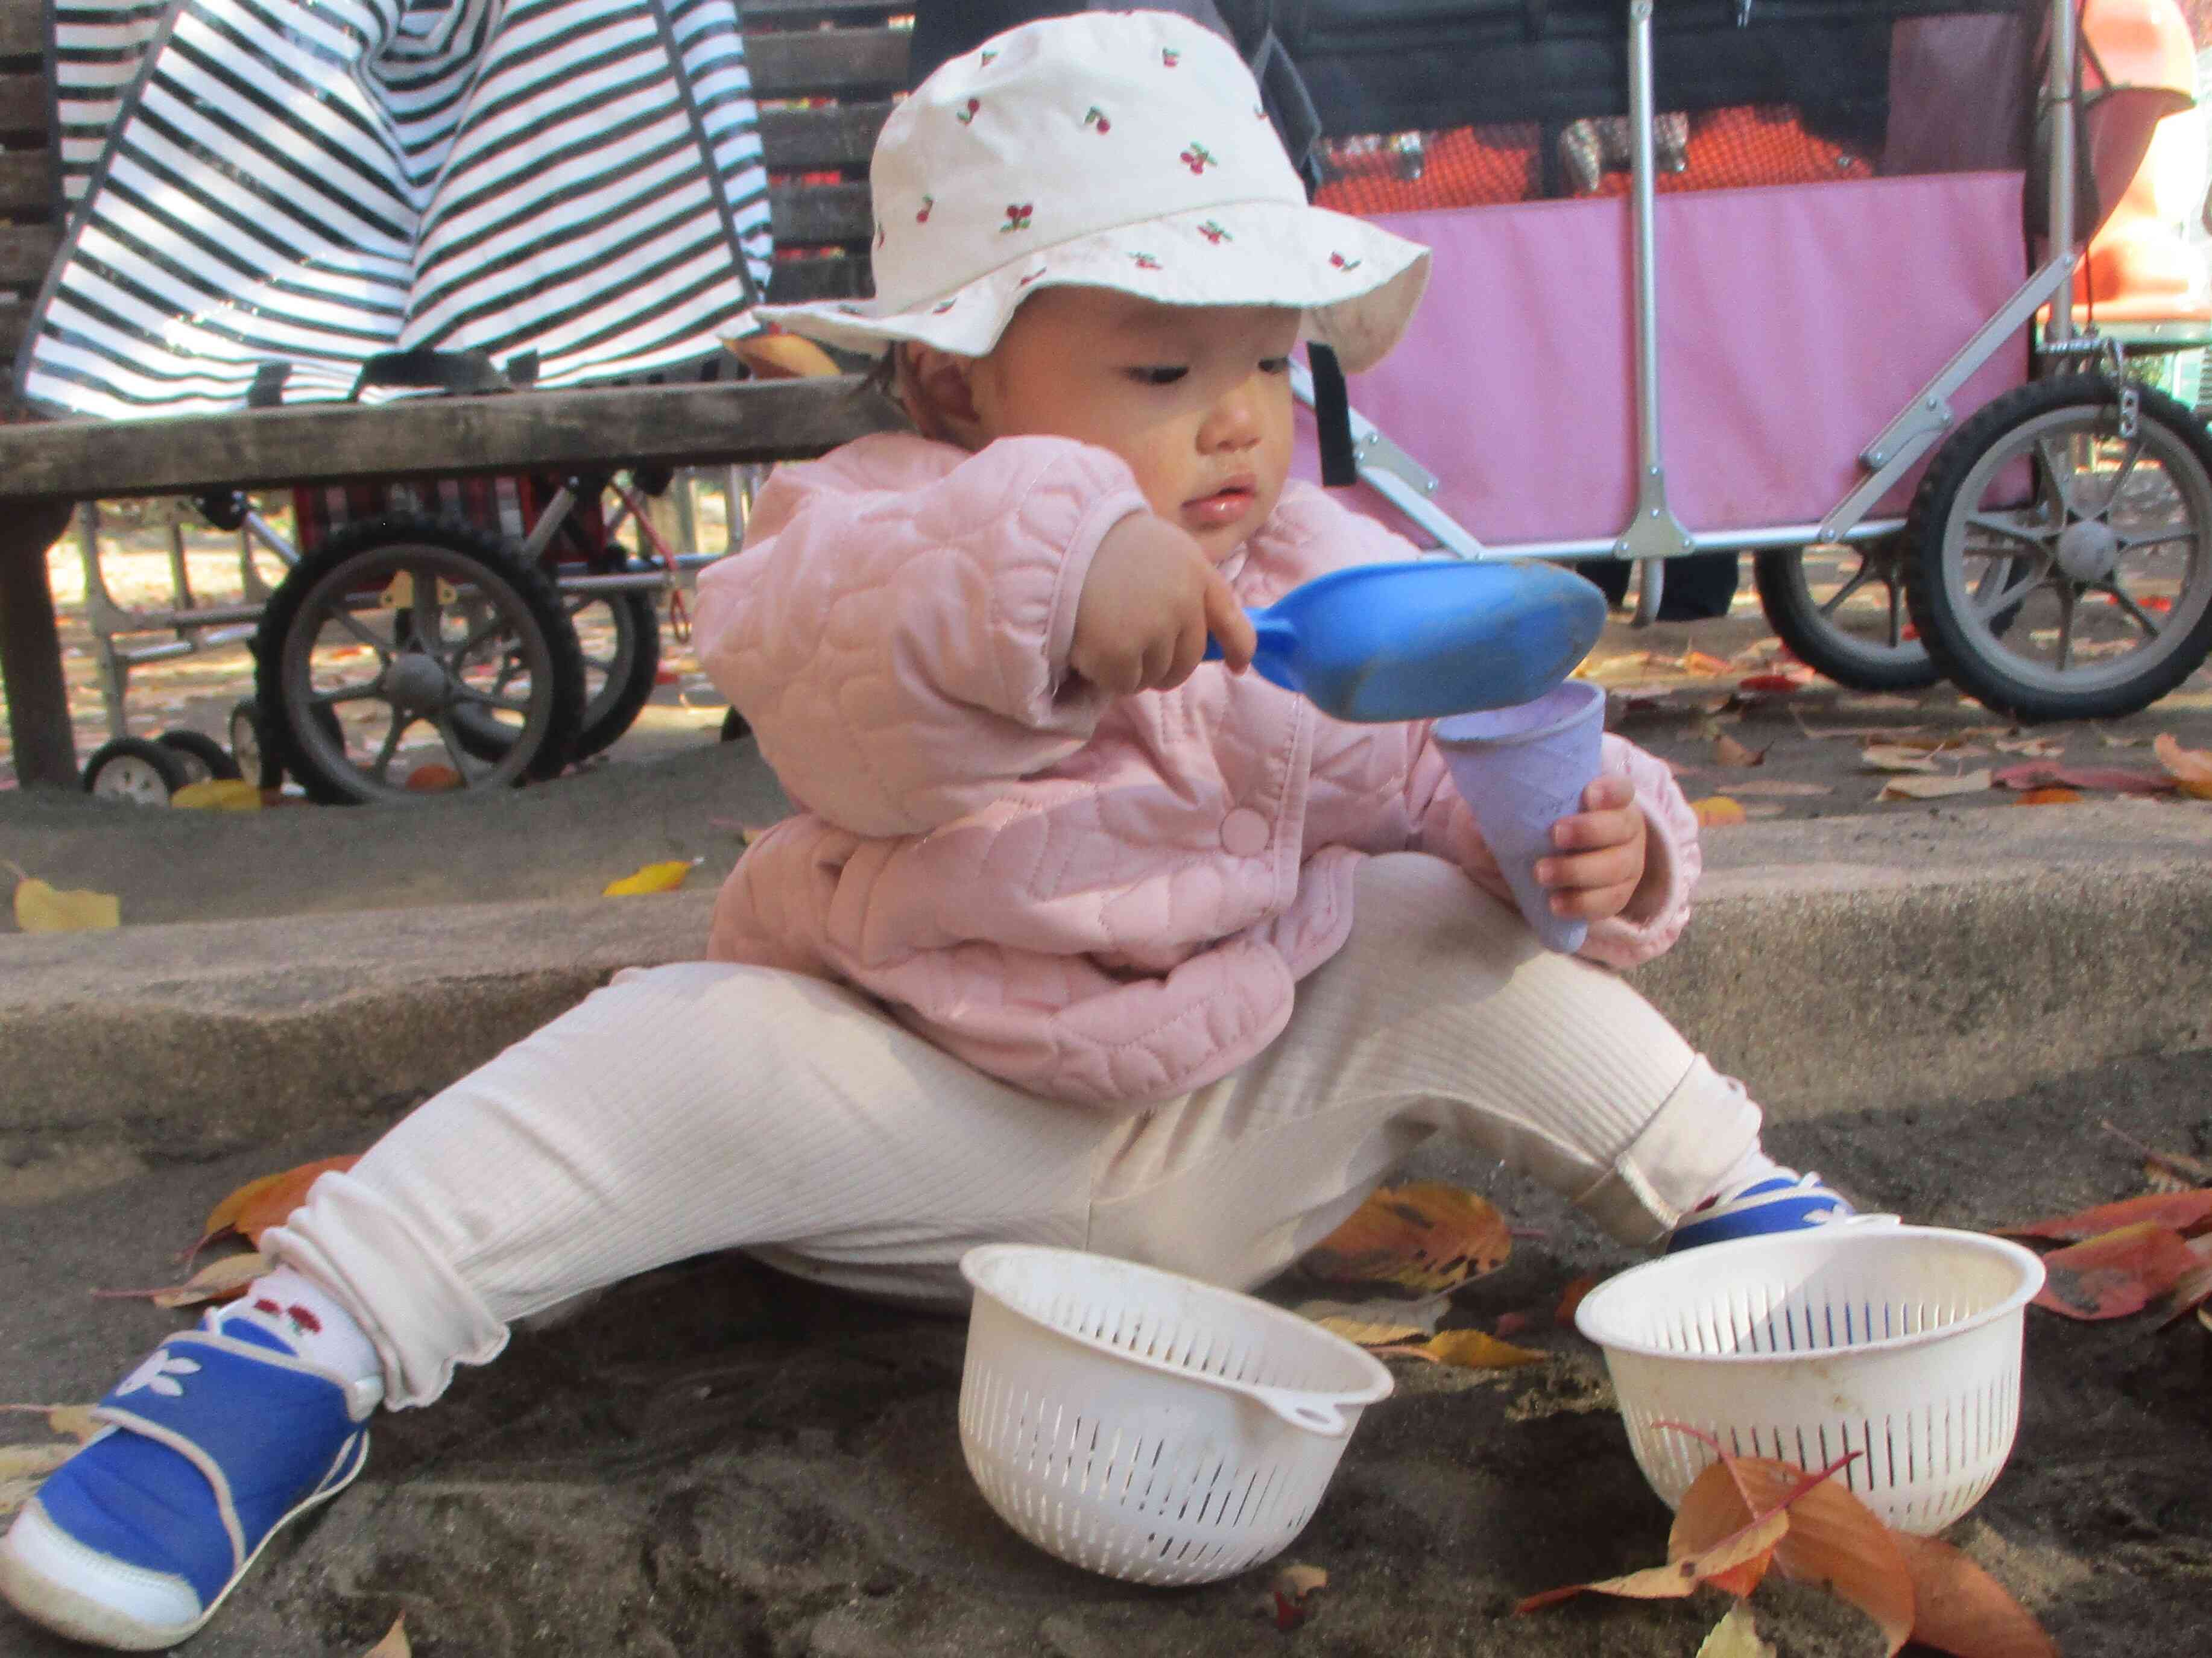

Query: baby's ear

[901,344,985,447]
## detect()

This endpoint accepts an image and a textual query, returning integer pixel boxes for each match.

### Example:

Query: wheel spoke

[2034,437,2082,518]
[447,609,512,666]
[2099,579,2165,638]
[370,710,408,781]
[1971,561,2041,621]
[452,682,531,716]
[2120,524,2201,553]
[1965,511,2054,550]
[2053,586,2078,672]
[308,681,382,707]
[323,602,394,658]
[410,567,443,654]
[435,714,488,783]
[1816,561,1875,618]
[2096,437,2146,519]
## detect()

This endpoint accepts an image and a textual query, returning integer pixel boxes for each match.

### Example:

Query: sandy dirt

[2,1053,2207,1657]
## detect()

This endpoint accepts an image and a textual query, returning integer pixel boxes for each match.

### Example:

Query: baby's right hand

[1071,512,1256,695]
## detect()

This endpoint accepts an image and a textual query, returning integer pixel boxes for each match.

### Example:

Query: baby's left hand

[1534,774,1652,925]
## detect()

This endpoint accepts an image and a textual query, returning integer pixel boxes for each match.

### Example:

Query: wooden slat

[0,2,40,62]
[765,254,872,304]
[769,180,871,245]
[0,72,43,134]
[744,28,909,98]
[0,376,907,503]
[0,150,52,215]
[757,100,890,171]
[0,224,55,286]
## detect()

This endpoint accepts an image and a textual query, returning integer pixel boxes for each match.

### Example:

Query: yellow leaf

[1302,1182,1511,1293]
[170,778,262,812]
[198,1156,360,1252]
[0,1442,78,1518]
[13,877,121,933]
[1860,745,1940,773]
[1681,650,1733,678]
[1417,1328,1547,1370]
[1294,1292,1450,1348]
[1691,796,1748,827]
[602,859,694,897]
[363,1615,412,1658]
[1698,1604,1778,1658]
[1879,769,1992,801]
[95,1250,268,1308]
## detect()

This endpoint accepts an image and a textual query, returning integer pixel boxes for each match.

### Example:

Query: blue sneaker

[1666,1170,1857,1253]
[0,1314,379,1651]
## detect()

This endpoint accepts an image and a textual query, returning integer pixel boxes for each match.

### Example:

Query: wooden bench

[0,0,910,788]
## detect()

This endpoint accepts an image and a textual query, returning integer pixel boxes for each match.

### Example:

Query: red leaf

[2032,1221,2202,1319]
[1736,674,1804,694]
[1553,1275,1596,1325]
[1999,1188,2212,1242]
[1991,762,2174,795]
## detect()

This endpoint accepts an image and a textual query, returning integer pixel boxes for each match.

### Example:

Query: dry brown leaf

[1261,1562,1328,1631]
[1292,1291,1451,1348]
[195,1157,361,1256]
[1302,1182,1510,1292]
[0,1405,100,1443]
[362,1615,412,1658]
[1515,1507,1791,1613]
[1727,1456,1913,1656]
[1894,1534,2058,1658]
[403,763,463,793]
[1385,1328,1547,1370]
[2100,1120,2212,1188]
[1681,649,1734,678]
[1878,770,1992,801]
[1691,796,1748,827]
[2155,1235,2212,1325]
[2153,733,2212,796]
[1860,745,1940,773]
[2014,787,2082,806]
[1712,733,1765,768]
[1792,717,1930,741]
[2091,725,2144,748]
[1994,736,2067,757]
[1697,1603,1778,1658]
[96,1250,267,1308]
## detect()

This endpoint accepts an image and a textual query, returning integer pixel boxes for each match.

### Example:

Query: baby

[1,12,1854,1650]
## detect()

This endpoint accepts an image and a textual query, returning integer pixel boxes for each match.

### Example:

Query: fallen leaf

[363,1616,412,1658]
[1516,1506,1790,1613]
[1712,733,1765,767]
[1735,674,1803,695]
[1375,1328,1546,1370]
[2155,1235,2212,1325]
[2153,733,2212,798]
[2100,1120,2212,1188]
[0,1442,78,1518]
[96,1250,268,1308]
[1303,1182,1511,1292]
[170,778,262,812]
[1698,1603,1778,1658]
[1878,771,1992,801]
[1553,1275,1596,1325]
[0,1404,101,1444]
[1293,1291,1451,1348]
[1728,1454,1914,1656]
[405,763,464,792]
[1992,763,2172,795]
[1691,796,1748,827]
[2014,787,2082,805]
[1994,736,2067,757]
[2033,1221,2202,1319]
[2091,725,2144,748]
[1999,1188,2212,1241]
[196,1156,360,1255]
[1681,650,1734,678]
[1716,780,1834,798]
[11,874,121,933]
[1860,745,1940,773]
[1261,1560,1327,1630]
[603,858,694,897]
[1894,1533,2058,1658]
[1792,717,1930,741]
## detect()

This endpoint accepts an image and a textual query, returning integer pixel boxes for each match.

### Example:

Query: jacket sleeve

[1403,726,1703,968]
[691,435,1152,837]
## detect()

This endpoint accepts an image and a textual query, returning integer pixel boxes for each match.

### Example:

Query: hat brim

[742,200,1430,377]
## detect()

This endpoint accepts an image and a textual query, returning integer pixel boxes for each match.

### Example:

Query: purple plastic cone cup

[1433,679,1607,953]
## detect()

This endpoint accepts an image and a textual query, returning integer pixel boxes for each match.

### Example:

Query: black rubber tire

[452,584,660,763]
[721,707,751,743]
[254,513,586,803]
[229,698,281,790]
[82,736,191,804]
[1752,543,1942,692]
[1905,376,2212,722]
[157,728,242,783]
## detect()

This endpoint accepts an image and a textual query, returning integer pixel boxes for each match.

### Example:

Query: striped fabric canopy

[24,0,772,418]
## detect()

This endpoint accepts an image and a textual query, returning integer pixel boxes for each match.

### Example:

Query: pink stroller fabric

[1296,170,2030,547]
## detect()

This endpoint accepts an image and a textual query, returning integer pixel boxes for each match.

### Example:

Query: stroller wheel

[1906,375,2212,722]
[82,737,191,805]
[1752,540,1941,693]
[254,512,586,803]
[720,707,750,743]
[156,728,242,784]
[450,584,660,764]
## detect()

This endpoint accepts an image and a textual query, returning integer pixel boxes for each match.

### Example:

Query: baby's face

[969,288,1300,564]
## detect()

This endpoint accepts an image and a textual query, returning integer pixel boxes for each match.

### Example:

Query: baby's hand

[1534,774,1654,925]
[1072,512,1257,695]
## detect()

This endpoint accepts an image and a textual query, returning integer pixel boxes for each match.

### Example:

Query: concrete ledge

[4,802,2208,1155]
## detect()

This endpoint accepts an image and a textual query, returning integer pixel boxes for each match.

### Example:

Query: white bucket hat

[751,9,1430,375]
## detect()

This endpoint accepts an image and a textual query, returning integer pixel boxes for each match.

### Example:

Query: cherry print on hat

[742,10,1429,374]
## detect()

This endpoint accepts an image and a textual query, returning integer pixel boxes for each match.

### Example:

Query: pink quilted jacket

[693,432,1701,1111]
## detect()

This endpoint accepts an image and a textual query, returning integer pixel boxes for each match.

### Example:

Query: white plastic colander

[956,1245,1393,1586]
[1574,1225,2047,1534]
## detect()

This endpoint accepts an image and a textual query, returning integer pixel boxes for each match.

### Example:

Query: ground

[1,1054,2207,1658]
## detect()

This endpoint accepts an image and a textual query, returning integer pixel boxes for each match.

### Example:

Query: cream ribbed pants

[267,854,1761,1408]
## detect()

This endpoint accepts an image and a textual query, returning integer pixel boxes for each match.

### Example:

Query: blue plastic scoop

[1205,558,1608,722]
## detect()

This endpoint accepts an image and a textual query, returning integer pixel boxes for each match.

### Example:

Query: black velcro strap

[1307,343,1357,488]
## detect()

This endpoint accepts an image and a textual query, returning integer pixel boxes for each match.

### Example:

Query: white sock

[218,1266,382,1386]
[1695,1146,1787,1211]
